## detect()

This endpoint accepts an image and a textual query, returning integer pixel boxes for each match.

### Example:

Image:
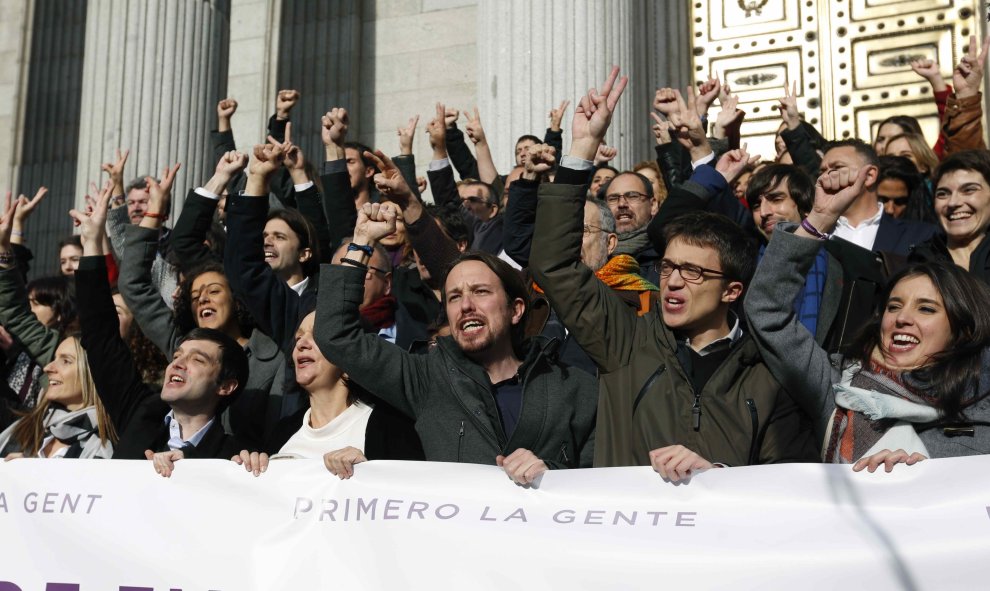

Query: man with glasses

[330,240,400,344]
[530,66,816,480]
[601,172,661,283]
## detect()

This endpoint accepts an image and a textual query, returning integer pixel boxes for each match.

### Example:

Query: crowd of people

[2,35,990,488]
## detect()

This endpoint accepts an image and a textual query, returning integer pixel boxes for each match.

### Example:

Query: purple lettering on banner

[293,497,313,519]
[85,494,102,514]
[479,506,496,521]
[584,510,605,525]
[23,491,37,512]
[383,499,401,520]
[42,492,57,513]
[0,582,23,591]
[986,506,989,520]
[407,501,428,519]
[553,509,576,524]
[647,511,668,526]
[435,504,459,520]
[613,510,637,526]
[62,494,80,513]
[356,497,378,520]
[0,492,7,512]
[675,512,697,527]
[45,584,80,591]
[118,587,154,591]
[504,508,527,523]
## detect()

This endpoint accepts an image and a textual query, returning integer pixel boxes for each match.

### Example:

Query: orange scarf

[533,254,658,294]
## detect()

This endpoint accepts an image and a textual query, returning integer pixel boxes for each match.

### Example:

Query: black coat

[76,256,243,459]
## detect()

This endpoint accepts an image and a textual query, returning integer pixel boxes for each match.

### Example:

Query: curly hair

[172,261,256,337]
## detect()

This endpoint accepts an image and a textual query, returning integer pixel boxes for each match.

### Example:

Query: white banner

[2,456,989,590]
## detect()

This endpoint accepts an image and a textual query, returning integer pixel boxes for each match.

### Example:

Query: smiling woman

[910,149,990,283]
[0,336,116,459]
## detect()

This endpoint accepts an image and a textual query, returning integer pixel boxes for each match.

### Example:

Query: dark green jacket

[529,181,817,467]
[315,264,597,468]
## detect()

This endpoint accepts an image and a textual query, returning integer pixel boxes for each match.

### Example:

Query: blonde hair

[886,132,938,176]
[10,336,117,456]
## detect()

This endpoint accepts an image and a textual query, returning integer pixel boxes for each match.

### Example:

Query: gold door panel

[691,0,983,160]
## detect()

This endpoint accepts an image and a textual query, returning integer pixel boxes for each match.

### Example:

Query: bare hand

[280,123,306,172]
[217,98,238,119]
[323,446,368,479]
[321,108,349,147]
[249,142,287,178]
[215,150,249,177]
[276,89,300,119]
[464,107,487,145]
[443,107,460,129]
[594,144,618,166]
[146,163,181,216]
[653,87,678,116]
[668,87,707,152]
[365,149,414,202]
[0,193,17,249]
[354,201,400,244]
[4,452,24,461]
[231,449,270,477]
[68,181,113,248]
[778,80,801,131]
[571,65,629,160]
[548,99,570,131]
[713,94,743,139]
[649,112,673,146]
[649,445,713,482]
[695,75,722,117]
[145,449,185,478]
[953,35,990,99]
[852,449,926,473]
[427,102,448,153]
[100,148,130,187]
[397,115,419,156]
[13,187,48,223]
[496,448,548,486]
[716,144,760,184]
[524,143,556,177]
[0,326,14,351]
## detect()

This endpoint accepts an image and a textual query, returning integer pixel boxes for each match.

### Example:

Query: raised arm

[314,202,428,418]
[282,123,333,262]
[501,144,554,267]
[530,66,643,372]
[442,107,480,181]
[0,195,58,365]
[394,115,423,202]
[745,166,870,441]
[778,82,822,176]
[171,150,247,270]
[544,99,569,160]
[944,35,989,155]
[463,107,499,184]
[319,107,359,251]
[72,182,153,431]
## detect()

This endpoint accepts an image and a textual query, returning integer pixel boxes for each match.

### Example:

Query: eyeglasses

[604,191,650,205]
[656,259,727,283]
[583,223,608,235]
[879,196,909,207]
[367,264,389,279]
[462,196,492,207]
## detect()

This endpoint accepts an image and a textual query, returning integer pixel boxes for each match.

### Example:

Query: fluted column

[478,0,690,172]
[74,0,230,220]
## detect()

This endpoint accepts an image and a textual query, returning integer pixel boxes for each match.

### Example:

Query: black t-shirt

[491,375,523,439]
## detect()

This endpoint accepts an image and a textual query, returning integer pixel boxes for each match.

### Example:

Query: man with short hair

[600,171,661,282]
[73,187,249,461]
[817,139,936,255]
[530,67,816,478]
[314,200,598,484]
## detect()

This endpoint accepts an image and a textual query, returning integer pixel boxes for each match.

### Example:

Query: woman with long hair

[746,167,990,471]
[0,334,116,459]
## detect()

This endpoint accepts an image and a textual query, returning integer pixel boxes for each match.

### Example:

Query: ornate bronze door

[691,0,985,158]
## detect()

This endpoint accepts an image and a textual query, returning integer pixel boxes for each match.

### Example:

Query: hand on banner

[496,448,548,486]
[324,446,367,479]
[649,445,714,483]
[232,449,270,476]
[852,449,927,473]
[146,449,184,478]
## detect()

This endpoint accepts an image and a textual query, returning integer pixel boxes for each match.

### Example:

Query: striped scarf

[533,254,658,295]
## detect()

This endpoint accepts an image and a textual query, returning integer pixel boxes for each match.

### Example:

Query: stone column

[0,0,33,192]
[477,0,690,172]
[74,0,230,220]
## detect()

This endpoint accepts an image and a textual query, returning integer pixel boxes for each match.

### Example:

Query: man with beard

[314,197,597,485]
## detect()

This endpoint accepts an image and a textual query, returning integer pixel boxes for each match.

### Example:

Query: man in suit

[815,139,937,256]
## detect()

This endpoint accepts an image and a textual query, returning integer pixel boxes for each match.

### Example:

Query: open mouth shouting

[888,332,921,353]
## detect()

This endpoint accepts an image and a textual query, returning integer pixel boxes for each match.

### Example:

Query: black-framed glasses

[367,264,389,278]
[604,191,650,205]
[879,196,909,207]
[656,259,727,283]
[462,196,492,207]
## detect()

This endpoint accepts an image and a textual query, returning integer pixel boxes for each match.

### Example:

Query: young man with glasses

[530,67,816,479]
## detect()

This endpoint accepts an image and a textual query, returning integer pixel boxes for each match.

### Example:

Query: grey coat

[314,264,597,468]
[745,226,990,458]
[118,225,286,444]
